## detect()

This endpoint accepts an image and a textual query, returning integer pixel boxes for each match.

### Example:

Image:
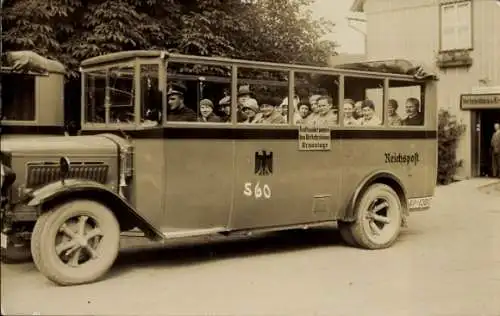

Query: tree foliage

[437,109,467,185]
[2,0,338,76]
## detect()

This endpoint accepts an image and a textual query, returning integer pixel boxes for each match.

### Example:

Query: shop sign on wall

[460,93,500,110]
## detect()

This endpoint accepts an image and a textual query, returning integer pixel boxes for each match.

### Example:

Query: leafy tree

[2,0,337,75]
[437,109,467,185]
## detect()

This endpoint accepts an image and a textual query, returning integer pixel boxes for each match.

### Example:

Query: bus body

[0,50,438,286]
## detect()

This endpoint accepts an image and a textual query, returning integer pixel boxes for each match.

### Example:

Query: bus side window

[1,72,36,121]
[140,64,161,126]
[388,80,425,127]
[85,71,106,123]
[344,76,384,127]
[166,62,231,123]
[108,66,135,124]
[294,72,339,127]
[237,68,289,125]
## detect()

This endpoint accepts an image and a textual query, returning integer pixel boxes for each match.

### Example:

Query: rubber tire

[31,199,120,286]
[342,183,403,250]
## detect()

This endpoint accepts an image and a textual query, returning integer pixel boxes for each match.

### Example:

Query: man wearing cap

[237,85,253,122]
[218,95,232,123]
[166,82,197,122]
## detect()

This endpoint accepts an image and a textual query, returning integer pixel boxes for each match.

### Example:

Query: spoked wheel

[31,199,120,286]
[339,183,403,249]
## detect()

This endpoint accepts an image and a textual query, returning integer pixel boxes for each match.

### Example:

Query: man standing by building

[491,123,500,178]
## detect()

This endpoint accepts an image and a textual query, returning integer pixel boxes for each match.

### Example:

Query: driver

[166,82,197,122]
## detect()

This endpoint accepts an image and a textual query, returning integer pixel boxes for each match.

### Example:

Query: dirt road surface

[2,179,500,316]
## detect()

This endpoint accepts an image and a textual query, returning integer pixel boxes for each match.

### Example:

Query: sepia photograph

[1,0,499,315]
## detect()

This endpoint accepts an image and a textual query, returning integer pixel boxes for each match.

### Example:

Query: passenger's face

[238,95,250,105]
[388,104,396,116]
[222,105,231,115]
[362,106,374,119]
[309,96,319,113]
[281,106,288,117]
[495,123,500,131]
[168,95,182,110]
[260,104,274,116]
[354,102,363,115]
[242,107,256,119]
[299,105,309,118]
[405,101,418,115]
[200,104,212,117]
[343,103,354,118]
[317,99,331,115]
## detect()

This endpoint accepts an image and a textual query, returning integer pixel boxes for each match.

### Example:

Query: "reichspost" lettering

[384,152,420,166]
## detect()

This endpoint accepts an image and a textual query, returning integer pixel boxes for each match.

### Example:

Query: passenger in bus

[294,101,311,125]
[387,99,402,126]
[237,85,253,122]
[401,97,424,126]
[198,99,221,122]
[254,96,286,124]
[306,94,321,122]
[218,96,231,122]
[279,104,289,122]
[166,82,197,122]
[142,108,162,127]
[307,96,338,127]
[240,98,260,124]
[343,99,360,126]
[359,99,382,126]
[353,101,363,120]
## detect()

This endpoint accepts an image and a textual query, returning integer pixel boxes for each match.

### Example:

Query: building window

[440,1,472,51]
[1,73,36,121]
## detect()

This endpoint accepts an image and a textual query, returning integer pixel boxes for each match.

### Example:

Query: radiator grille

[26,161,109,188]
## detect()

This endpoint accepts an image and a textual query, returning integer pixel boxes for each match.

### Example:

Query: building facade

[351,0,500,178]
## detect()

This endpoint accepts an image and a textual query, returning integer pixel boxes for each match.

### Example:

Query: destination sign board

[298,125,331,151]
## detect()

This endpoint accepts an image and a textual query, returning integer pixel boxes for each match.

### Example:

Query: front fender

[27,179,165,241]
[341,169,409,222]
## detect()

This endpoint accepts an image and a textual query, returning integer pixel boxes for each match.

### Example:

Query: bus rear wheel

[341,183,403,249]
[31,199,120,286]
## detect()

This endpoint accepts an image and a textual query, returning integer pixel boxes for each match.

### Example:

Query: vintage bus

[0,50,437,286]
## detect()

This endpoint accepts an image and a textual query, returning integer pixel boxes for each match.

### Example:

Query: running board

[161,227,228,239]
[122,221,338,240]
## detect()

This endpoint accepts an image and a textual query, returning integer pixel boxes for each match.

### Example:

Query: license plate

[1,233,7,248]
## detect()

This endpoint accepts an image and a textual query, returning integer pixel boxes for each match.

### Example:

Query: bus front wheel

[341,183,403,249]
[31,199,121,286]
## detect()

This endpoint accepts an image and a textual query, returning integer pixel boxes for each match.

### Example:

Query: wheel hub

[55,215,103,266]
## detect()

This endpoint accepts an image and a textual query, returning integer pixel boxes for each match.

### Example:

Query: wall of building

[363,0,500,178]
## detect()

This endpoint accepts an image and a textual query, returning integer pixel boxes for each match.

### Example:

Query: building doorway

[478,110,500,176]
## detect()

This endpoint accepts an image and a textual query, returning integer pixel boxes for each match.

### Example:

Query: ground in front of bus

[2,179,500,316]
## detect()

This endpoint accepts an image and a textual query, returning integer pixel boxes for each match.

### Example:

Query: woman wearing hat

[198,98,221,122]
[240,98,260,124]
[254,96,286,125]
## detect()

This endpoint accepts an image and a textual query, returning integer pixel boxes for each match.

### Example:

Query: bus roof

[80,50,437,80]
[3,51,66,74]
